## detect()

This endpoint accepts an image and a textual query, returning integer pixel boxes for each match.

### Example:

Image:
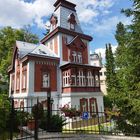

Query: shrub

[32,102,44,120]
[40,112,66,132]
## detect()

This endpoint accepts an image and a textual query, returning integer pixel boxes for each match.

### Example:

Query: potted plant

[27,102,44,130]
[60,104,81,118]
[27,113,35,130]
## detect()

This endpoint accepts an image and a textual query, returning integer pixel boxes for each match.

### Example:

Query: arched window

[80,98,88,112]
[68,13,76,30]
[78,52,82,63]
[42,72,50,88]
[22,66,27,90]
[89,98,98,117]
[72,51,77,62]
[16,71,20,91]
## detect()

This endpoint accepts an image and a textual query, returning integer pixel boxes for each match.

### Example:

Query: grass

[62,121,115,134]
[0,131,19,139]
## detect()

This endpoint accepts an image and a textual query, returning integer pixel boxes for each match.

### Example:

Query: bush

[32,102,44,120]
[40,112,66,132]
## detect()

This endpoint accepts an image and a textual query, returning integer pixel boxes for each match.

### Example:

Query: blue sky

[0,0,132,59]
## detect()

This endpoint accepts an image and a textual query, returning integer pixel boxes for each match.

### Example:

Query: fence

[0,97,139,140]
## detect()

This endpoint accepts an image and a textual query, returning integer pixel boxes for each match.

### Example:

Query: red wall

[34,63,57,92]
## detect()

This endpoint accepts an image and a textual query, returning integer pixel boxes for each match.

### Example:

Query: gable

[67,35,86,51]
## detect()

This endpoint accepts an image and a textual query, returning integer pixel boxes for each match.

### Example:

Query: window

[71,51,83,64]
[90,98,98,117]
[78,70,86,86]
[72,51,77,62]
[70,23,75,30]
[42,72,50,88]
[16,72,20,91]
[78,52,82,63]
[11,74,15,91]
[68,13,76,31]
[63,71,70,87]
[95,75,99,87]
[71,74,76,86]
[22,70,27,89]
[87,71,94,86]
[80,98,88,112]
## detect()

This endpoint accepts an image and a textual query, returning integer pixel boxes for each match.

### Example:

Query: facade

[8,0,104,113]
[90,53,107,95]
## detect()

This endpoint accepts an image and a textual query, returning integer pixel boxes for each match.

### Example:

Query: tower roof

[54,0,76,11]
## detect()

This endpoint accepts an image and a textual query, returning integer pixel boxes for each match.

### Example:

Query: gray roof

[16,41,58,59]
[30,44,58,58]
[16,41,38,58]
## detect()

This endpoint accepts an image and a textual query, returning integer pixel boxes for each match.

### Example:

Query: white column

[27,61,35,96]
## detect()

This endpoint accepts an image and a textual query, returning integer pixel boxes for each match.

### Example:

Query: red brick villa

[8,0,104,114]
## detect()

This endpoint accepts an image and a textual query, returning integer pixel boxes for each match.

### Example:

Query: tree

[105,43,118,106]
[114,0,140,134]
[0,26,39,92]
[0,94,10,135]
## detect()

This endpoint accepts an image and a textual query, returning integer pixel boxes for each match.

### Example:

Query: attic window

[68,13,76,30]
[50,14,58,30]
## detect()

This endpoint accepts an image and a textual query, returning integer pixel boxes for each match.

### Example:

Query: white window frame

[63,71,70,87]
[22,71,26,89]
[87,71,94,86]
[16,75,20,90]
[78,52,82,63]
[72,51,77,62]
[42,72,50,88]
[78,70,85,86]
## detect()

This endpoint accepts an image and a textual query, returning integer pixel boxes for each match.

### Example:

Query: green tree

[0,94,10,134]
[105,43,117,106]
[0,26,39,92]
[114,0,140,134]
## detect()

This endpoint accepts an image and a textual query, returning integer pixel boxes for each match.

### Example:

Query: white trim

[61,92,104,97]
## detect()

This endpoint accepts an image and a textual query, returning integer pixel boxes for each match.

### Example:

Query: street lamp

[47,88,51,132]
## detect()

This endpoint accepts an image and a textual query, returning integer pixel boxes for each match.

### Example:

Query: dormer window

[50,14,58,30]
[68,13,76,31]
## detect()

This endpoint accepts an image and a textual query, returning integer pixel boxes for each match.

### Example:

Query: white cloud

[0,0,116,29]
[0,0,131,36]
[95,45,117,61]
[79,9,98,23]
[0,0,54,28]
[70,0,115,23]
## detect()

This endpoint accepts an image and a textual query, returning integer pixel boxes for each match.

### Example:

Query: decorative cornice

[40,27,93,44]
[54,0,76,11]
[60,63,101,70]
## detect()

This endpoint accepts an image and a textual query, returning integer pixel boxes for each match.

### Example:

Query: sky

[0,0,133,60]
